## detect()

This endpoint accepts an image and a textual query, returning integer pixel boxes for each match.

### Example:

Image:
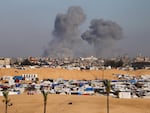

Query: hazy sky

[0,0,150,57]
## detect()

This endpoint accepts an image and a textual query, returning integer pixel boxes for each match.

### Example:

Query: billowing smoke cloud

[43,6,88,58]
[81,19,123,56]
[43,6,124,58]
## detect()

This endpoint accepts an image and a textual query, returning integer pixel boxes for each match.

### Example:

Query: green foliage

[21,59,32,65]
[103,79,111,113]
[104,60,123,68]
[42,90,48,102]
[103,79,111,94]
[3,90,9,101]
[41,90,49,113]
[2,90,12,113]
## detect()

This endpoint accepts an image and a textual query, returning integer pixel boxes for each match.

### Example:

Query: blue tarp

[111,80,118,82]
[13,76,23,80]
[15,84,21,87]
[85,87,94,91]
[128,79,137,84]
[79,83,84,87]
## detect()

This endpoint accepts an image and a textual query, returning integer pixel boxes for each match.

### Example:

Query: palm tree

[41,90,49,113]
[2,90,11,113]
[103,79,111,113]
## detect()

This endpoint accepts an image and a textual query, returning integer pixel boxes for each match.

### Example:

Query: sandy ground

[0,68,150,80]
[0,94,150,113]
[0,68,150,113]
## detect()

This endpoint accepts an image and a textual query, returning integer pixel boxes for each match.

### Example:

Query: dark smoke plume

[43,6,87,58]
[43,6,124,58]
[81,19,123,57]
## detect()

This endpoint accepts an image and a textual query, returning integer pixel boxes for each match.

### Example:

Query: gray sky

[0,0,150,57]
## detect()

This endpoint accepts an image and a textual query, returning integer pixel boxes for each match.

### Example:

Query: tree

[103,80,111,113]
[2,90,12,113]
[21,59,32,65]
[41,90,49,113]
[104,60,123,68]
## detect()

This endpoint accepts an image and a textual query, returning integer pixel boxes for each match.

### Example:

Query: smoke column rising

[43,6,87,57]
[81,19,123,57]
[43,6,124,58]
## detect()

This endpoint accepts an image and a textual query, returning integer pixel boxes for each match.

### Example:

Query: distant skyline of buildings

[0,54,150,70]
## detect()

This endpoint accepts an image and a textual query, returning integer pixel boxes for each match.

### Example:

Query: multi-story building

[0,58,11,67]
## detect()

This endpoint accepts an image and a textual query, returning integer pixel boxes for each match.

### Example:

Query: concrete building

[0,58,11,65]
